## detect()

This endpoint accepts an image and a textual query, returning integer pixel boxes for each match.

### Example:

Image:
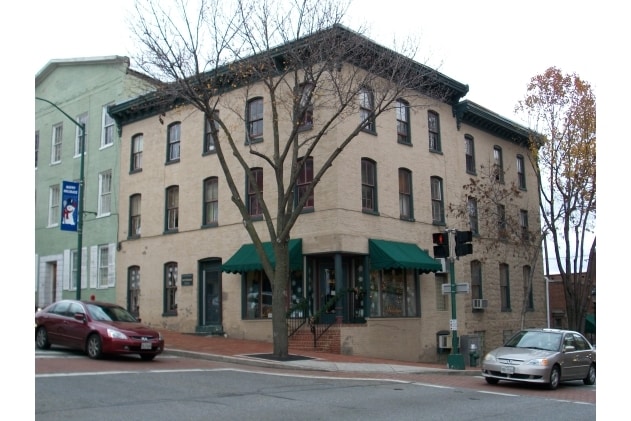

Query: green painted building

[35,56,156,307]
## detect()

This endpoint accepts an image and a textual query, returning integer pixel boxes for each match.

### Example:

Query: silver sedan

[481,328,596,390]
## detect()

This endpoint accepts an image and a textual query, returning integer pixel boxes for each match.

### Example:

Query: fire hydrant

[469,343,479,367]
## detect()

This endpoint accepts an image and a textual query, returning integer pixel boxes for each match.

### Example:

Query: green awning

[222,239,302,274]
[369,239,442,273]
[585,314,596,333]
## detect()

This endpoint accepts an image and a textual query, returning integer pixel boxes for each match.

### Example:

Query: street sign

[442,283,470,294]
[449,319,458,331]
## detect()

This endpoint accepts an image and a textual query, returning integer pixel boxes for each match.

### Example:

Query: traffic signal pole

[446,229,465,370]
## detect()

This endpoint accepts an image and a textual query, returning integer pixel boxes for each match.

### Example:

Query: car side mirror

[74,313,86,322]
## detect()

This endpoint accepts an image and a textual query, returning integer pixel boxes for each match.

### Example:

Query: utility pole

[446,228,465,370]
[36,97,86,300]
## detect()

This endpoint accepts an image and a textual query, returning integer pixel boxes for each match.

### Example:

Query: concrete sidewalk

[160,330,480,375]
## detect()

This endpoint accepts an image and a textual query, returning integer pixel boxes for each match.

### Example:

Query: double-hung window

[247,168,263,217]
[396,99,410,144]
[297,83,314,130]
[75,113,88,157]
[468,197,479,235]
[500,263,511,311]
[98,170,112,216]
[204,116,216,153]
[164,262,178,314]
[359,87,375,132]
[97,244,111,288]
[517,154,526,189]
[471,260,483,303]
[428,111,441,151]
[51,123,62,164]
[129,194,141,238]
[167,122,181,162]
[398,168,413,220]
[203,177,219,226]
[48,184,60,226]
[430,176,444,224]
[520,209,529,241]
[247,98,264,142]
[166,186,179,231]
[465,135,475,173]
[361,158,377,213]
[102,105,114,148]
[296,157,314,210]
[493,146,504,183]
[128,266,140,317]
[131,134,143,172]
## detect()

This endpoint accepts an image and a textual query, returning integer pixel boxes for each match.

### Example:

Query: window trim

[101,105,115,148]
[75,113,88,157]
[493,145,504,183]
[165,185,179,232]
[204,114,217,154]
[465,134,476,174]
[295,156,314,211]
[430,176,445,224]
[361,158,378,214]
[48,184,60,227]
[247,97,264,143]
[428,110,441,152]
[129,194,141,238]
[247,168,263,218]
[51,123,63,164]
[500,263,511,311]
[203,177,219,227]
[296,82,314,131]
[167,122,181,163]
[97,170,112,217]
[517,154,526,190]
[164,262,178,315]
[396,99,410,144]
[131,133,143,173]
[359,87,376,133]
[398,168,414,221]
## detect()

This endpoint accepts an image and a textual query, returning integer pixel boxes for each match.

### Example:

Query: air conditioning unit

[438,258,447,273]
[438,335,450,349]
[472,299,488,309]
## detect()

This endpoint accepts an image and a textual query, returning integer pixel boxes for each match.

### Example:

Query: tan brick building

[109,26,546,363]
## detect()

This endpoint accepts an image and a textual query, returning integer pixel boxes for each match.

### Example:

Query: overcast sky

[27,0,603,124]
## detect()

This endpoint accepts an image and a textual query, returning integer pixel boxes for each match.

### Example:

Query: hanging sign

[60,181,79,232]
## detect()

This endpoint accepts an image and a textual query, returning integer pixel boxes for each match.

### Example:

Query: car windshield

[87,304,138,322]
[505,331,562,351]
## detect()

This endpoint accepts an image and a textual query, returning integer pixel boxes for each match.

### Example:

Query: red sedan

[35,300,164,361]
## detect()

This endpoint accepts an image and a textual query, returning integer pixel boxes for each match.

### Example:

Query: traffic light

[455,230,473,257]
[432,232,449,258]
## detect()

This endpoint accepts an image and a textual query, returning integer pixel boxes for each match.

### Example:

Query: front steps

[289,324,340,354]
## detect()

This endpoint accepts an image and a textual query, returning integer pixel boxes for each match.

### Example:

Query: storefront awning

[369,239,442,273]
[222,238,302,274]
[585,313,596,334]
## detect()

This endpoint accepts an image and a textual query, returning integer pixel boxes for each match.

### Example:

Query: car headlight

[107,328,128,340]
[526,358,550,366]
[483,353,496,362]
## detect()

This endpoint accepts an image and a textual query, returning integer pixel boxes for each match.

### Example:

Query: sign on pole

[60,181,79,232]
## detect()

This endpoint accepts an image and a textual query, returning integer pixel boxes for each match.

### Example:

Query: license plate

[141,342,152,350]
[501,366,515,374]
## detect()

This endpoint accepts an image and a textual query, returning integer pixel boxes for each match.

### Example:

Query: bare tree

[129,0,456,357]
[516,67,596,332]
[449,161,544,329]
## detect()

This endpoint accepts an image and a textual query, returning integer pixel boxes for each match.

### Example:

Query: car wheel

[140,354,157,361]
[547,365,560,390]
[35,327,51,350]
[583,364,596,385]
[485,377,500,385]
[86,333,103,359]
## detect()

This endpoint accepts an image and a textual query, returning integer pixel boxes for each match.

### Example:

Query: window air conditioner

[472,299,488,309]
[438,335,450,349]
[438,258,447,273]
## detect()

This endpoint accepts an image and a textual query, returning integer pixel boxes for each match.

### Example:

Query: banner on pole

[60,181,79,232]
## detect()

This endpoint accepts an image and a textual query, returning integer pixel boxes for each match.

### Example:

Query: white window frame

[48,184,60,227]
[98,170,112,216]
[101,105,115,148]
[75,113,88,157]
[51,123,63,164]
